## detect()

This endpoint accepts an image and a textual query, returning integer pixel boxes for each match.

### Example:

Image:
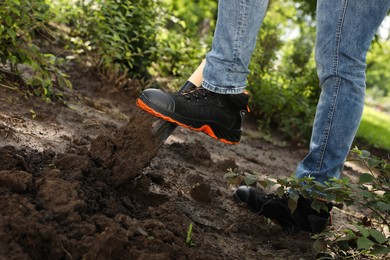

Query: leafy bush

[62,0,161,79]
[225,147,390,258]
[366,40,390,98]
[51,0,216,87]
[149,0,217,87]
[0,0,71,100]
[248,1,319,142]
[310,148,390,258]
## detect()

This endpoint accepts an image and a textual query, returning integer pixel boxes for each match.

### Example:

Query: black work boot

[233,186,332,235]
[136,87,249,144]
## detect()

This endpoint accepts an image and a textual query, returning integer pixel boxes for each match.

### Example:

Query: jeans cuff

[202,80,246,94]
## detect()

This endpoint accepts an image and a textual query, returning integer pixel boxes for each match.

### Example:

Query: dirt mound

[90,110,162,187]
[0,135,181,259]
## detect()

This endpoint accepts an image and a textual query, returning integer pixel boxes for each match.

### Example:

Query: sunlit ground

[356,105,390,151]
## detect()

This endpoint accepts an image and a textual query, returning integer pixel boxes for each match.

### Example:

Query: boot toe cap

[141,88,175,112]
[233,186,252,203]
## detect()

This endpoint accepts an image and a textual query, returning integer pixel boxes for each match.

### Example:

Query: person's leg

[234,0,390,235]
[137,0,269,144]
[202,0,269,94]
[295,0,390,184]
[187,59,206,87]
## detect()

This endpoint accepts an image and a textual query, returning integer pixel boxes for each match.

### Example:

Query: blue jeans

[202,0,268,94]
[203,0,390,184]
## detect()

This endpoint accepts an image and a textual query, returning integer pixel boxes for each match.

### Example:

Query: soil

[0,61,370,259]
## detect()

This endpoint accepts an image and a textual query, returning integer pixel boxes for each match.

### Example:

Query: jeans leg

[202,0,269,94]
[296,0,390,184]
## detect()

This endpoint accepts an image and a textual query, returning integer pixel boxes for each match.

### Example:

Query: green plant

[225,147,390,258]
[309,148,389,258]
[149,0,217,87]
[0,0,71,100]
[248,0,320,143]
[63,0,161,80]
[185,223,196,247]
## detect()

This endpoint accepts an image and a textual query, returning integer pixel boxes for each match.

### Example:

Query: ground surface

[0,62,364,259]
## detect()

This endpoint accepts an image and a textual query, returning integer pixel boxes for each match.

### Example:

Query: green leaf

[32,77,42,86]
[258,180,268,188]
[11,7,20,16]
[356,225,370,237]
[335,233,357,242]
[300,189,310,199]
[361,150,371,158]
[288,198,297,213]
[324,186,342,191]
[312,239,327,254]
[275,186,285,197]
[5,16,13,27]
[29,109,36,119]
[359,173,374,183]
[360,190,375,199]
[376,201,390,211]
[369,229,386,244]
[244,175,258,186]
[368,158,382,167]
[325,193,336,201]
[185,223,194,246]
[224,172,238,179]
[371,245,390,255]
[289,190,300,201]
[352,146,361,155]
[336,240,351,251]
[7,29,16,40]
[311,200,323,213]
[357,237,374,250]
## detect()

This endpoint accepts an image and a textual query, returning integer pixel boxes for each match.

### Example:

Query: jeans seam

[315,77,341,172]
[332,0,348,75]
[231,0,248,72]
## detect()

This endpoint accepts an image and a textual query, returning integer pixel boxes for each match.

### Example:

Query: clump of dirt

[90,110,162,187]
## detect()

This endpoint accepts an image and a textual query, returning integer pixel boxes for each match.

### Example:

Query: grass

[356,105,390,151]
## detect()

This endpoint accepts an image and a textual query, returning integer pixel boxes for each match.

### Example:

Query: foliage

[60,0,161,79]
[0,0,71,100]
[357,106,390,151]
[150,0,217,87]
[169,0,217,39]
[225,147,390,259]
[366,40,390,99]
[292,0,317,17]
[310,148,390,258]
[48,0,216,87]
[248,0,319,142]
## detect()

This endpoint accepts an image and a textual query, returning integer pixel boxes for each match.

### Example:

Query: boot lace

[182,88,214,101]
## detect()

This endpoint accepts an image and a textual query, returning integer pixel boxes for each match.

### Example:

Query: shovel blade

[149,81,196,143]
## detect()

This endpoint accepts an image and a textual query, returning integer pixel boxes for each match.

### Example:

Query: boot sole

[136,95,241,145]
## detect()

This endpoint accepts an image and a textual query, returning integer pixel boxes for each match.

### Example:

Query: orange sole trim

[136,98,239,145]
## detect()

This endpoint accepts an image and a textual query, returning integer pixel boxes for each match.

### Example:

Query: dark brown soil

[0,62,363,259]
